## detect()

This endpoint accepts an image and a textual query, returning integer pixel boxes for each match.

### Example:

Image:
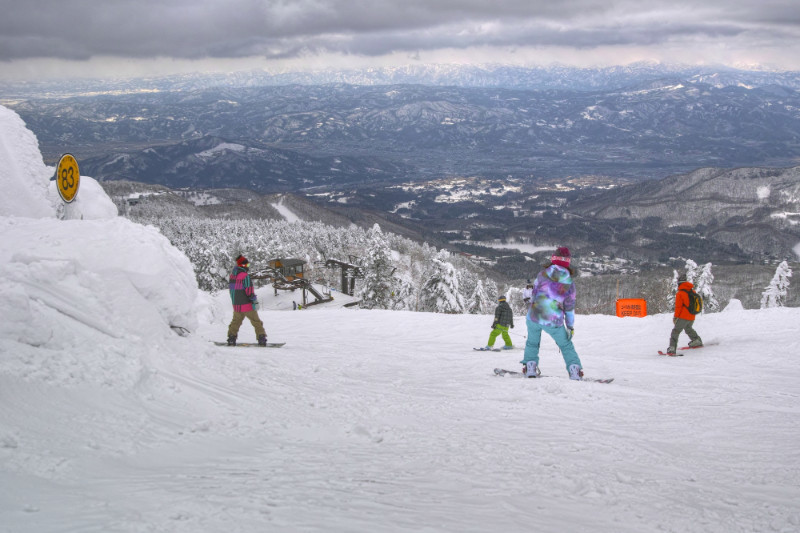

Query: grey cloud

[0,0,797,61]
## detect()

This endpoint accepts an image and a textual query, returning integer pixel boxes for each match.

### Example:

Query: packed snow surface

[1,105,800,532]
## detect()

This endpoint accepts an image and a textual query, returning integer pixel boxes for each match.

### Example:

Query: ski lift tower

[324,257,365,296]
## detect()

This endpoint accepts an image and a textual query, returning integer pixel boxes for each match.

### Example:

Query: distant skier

[522,279,534,306]
[665,273,703,355]
[520,247,583,380]
[482,295,515,350]
[227,255,267,346]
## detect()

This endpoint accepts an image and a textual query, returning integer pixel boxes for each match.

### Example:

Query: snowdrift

[0,105,201,388]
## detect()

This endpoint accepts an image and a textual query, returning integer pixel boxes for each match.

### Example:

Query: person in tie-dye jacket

[227,255,267,346]
[520,247,584,380]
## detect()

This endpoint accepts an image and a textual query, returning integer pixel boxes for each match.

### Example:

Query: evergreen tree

[467,279,491,315]
[484,278,500,311]
[505,286,527,316]
[390,271,416,311]
[694,262,719,312]
[421,250,466,314]
[667,269,679,308]
[357,224,395,309]
[684,259,699,283]
[761,260,792,308]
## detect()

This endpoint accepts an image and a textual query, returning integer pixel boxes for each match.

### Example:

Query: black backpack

[682,289,703,315]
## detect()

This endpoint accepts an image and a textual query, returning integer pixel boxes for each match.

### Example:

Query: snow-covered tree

[358,224,396,309]
[694,262,719,312]
[420,250,466,314]
[505,286,527,316]
[484,278,499,306]
[761,260,792,308]
[390,271,416,311]
[684,259,699,283]
[667,269,679,308]
[467,279,491,315]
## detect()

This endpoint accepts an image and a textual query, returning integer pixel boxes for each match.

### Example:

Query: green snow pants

[488,324,513,347]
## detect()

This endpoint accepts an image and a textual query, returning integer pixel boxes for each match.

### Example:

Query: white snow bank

[0,106,200,388]
[723,298,745,311]
[0,106,55,218]
[0,217,200,386]
[48,175,118,219]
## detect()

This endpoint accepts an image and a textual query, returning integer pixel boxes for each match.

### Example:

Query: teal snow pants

[521,320,582,371]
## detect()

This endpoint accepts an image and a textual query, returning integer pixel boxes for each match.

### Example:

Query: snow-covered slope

[1,105,799,533]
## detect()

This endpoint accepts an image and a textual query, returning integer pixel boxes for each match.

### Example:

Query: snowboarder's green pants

[668,318,701,350]
[228,310,266,339]
[488,324,512,347]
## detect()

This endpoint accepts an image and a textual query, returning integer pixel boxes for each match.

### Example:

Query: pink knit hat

[551,247,571,268]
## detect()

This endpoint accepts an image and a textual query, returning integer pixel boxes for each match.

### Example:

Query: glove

[523,298,530,304]
[510,324,514,329]
[252,300,260,311]
[566,327,574,340]
[491,322,497,329]
[673,317,677,325]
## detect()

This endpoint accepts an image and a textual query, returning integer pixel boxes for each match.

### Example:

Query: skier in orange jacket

[665,273,703,355]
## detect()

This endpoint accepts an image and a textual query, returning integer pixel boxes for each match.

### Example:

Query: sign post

[55,153,80,219]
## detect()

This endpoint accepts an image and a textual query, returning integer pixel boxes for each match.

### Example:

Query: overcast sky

[2,0,800,81]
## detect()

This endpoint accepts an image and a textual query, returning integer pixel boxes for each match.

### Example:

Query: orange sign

[56,153,80,203]
[616,298,647,318]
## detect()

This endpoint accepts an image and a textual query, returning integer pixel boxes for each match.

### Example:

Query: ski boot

[257,334,268,347]
[523,361,540,378]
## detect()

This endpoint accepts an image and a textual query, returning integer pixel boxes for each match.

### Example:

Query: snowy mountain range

[1,102,800,533]
[6,64,800,183]
[5,62,800,96]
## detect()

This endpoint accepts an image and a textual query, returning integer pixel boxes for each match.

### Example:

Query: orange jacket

[674,281,696,321]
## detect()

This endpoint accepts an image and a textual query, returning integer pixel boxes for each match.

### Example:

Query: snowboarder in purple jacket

[520,247,584,380]
[227,255,267,346]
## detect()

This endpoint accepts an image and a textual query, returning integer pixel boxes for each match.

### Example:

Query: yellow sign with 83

[56,153,80,203]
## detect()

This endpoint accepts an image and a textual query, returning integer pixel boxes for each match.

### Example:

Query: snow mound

[0,217,200,387]
[0,105,200,388]
[723,298,745,311]
[0,106,55,218]
[48,175,118,219]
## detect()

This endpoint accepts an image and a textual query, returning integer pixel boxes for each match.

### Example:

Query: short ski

[214,341,285,348]
[493,368,614,384]
[657,351,684,356]
[474,347,501,352]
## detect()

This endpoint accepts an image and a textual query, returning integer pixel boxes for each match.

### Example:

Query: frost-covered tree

[505,287,527,316]
[484,278,500,308]
[761,260,792,308]
[390,271,416,311]
[667,269,679,308]
[358,224,395,309]
[467,279,491,315]
[420,250,466,314]
[694,262,719,312]
[684,259,699,283]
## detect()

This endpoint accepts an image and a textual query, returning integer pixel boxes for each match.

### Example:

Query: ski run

[2,106,800,533]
